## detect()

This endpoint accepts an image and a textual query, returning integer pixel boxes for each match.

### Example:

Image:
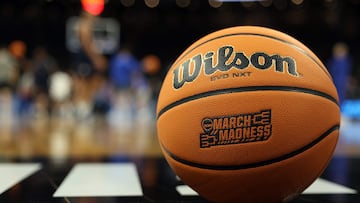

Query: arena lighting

[144,0,160,8]
[216,0,265,2]
[291,0,303,5]
[209,0,223,8]
[81,0,104,16]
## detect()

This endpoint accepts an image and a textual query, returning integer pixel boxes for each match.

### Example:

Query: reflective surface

[0,115,359,202]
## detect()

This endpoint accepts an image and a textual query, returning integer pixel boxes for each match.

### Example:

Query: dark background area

[0,0,359,75]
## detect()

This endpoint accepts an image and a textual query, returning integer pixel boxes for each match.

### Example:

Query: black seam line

[157,86,339,119]
[161,125,339,171]
[174,32,331,80]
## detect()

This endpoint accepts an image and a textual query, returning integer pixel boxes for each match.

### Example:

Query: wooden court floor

[0,115,359,202]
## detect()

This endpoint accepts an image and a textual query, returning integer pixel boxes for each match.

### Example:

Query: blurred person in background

[133,62,152,125]
[141,54,162,122]
[7,40,44,121]
[328,42,353,108]
[72,6,107,120]
[0,43,18,91]
[32,46,58,118]
[107,46,148,127]
[92,74,112,116]
[49,69,73,119]
[141,54,162,100]
[0,43,19,123]
[16,60,35,118]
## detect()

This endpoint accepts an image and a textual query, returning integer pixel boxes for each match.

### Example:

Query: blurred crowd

[0,36,161,128]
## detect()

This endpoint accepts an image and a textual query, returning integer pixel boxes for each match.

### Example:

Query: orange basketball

[156,26,340,203]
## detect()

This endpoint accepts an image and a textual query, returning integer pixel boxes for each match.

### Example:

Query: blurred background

[0,0,360,167]
[0,1,360,202]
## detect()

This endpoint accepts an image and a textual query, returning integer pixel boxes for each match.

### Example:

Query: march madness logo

[200,109,272,148]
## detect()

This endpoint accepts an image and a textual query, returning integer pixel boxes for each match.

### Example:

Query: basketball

[156,26,340,203]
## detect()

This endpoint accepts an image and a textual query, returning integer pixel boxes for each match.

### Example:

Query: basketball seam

[173,32,331,79]
[156,86,339,119]
[161,125,339,170]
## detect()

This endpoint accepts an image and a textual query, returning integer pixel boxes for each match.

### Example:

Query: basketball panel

[157,34,337,115]
[163,129,338,203]
[158,91,339,166]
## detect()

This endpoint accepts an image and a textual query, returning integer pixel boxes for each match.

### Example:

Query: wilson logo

[173,45,298,89]
[200,109,272,148]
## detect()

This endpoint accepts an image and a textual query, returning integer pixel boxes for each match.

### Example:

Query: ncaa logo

[202,118,213,133]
